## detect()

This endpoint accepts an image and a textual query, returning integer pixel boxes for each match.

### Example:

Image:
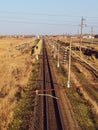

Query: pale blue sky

[0,0,98,35]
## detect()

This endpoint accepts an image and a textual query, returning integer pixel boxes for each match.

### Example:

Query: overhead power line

[0,10,98,18]
[0,19,97,28]
[0,19,79,26]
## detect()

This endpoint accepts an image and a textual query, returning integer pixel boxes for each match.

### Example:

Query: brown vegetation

[0,37,35,130]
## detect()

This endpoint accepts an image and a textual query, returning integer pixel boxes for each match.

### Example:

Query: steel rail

[43,40,49,130]
[43,39,64,130]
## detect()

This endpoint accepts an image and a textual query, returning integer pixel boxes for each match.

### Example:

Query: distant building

[83,35,94,39]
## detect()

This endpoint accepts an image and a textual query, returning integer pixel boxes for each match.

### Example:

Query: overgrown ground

[54,60,98,129]
[49,36,98,129]
[0,37,36,130]
[9,63,38,130]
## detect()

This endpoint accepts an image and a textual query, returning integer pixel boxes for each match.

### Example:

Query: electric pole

[57,43,60,68]
[91,26,94,45]
[80,17,85,54]
[67,39,71,88]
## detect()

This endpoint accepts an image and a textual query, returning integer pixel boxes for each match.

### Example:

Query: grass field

[0,37,37,130]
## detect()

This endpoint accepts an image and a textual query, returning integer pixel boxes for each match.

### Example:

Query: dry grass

[0,37,36,130]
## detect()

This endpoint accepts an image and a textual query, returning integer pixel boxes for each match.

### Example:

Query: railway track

[42,39,64,130]
[58,43,98,78]
[31,37,80,130]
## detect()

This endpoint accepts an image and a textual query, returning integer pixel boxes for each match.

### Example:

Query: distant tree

[95,34,98,38]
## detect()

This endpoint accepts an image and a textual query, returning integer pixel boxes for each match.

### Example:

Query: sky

[0,0,98,35]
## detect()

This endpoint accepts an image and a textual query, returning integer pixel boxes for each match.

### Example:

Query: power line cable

[0,10,98,18]
[0,19,79,26]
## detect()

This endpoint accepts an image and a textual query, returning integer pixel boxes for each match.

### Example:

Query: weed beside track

[9,64,38,130]
[66,88,98,130]
[53,56,98,129]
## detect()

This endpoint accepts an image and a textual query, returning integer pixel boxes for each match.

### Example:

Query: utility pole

[53,44,56,59]
[57,43,60,68]
[80,17,85,54]
[91,26,93,44]
[67,39,71,88]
